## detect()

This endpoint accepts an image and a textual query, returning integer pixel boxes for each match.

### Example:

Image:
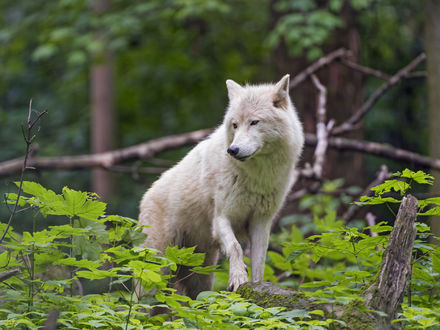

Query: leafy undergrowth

[0,169,439,329]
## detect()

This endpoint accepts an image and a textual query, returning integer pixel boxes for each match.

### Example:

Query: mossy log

[238,195,418,330]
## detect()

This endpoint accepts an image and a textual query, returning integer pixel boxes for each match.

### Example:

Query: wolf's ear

[226,79,243,100]
[273,74,290,109]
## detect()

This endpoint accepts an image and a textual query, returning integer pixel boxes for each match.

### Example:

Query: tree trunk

[424,0,440,243]
[270,2,364,187]
[91,0,114,201]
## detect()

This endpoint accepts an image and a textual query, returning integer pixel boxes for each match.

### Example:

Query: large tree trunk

[270,1,363,218]
[424,0,440,243]
[91,0,114,201]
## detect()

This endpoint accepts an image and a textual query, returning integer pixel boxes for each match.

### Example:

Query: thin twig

[340,59,391,80]
[0,101,47,243]
[342,164,390,221]
[333,53,426,135]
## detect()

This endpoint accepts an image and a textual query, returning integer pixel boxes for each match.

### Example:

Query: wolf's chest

[224,176,283,219]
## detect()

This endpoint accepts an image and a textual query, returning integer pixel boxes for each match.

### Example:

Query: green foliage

[268,170,440,327]
[268,0,374,60]
[1,171,439,328]
[3,181,354,329]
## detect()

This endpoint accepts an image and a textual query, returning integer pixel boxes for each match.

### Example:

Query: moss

[237,282,309,310]
[340,299,374,330]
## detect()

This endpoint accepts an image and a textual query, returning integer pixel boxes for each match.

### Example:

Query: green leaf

[54,257,100,270]
[76,269,118,280]
[60,187,106,220]
[414,222,431,232]
[32,44,57,61]
[356,195,401,205]
[165,246,205,267]
[418,207,440,216]
[300,280,332,288]
[191,265,219,274]
[286,249,305,262]
[365,221,393,233]
[396,169,434,185]
[48,225,89,237]
[370,179,410,196]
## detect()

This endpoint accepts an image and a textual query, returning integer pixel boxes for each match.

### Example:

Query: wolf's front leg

[249,219,272,282]
[212,216,248,291]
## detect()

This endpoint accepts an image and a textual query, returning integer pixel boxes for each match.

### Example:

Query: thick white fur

[139,75,304,298]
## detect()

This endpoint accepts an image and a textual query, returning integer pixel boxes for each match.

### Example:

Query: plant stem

[70,216,74,297]
[0,101,47,243]
[351,241,365,285]
[125,276,135,330]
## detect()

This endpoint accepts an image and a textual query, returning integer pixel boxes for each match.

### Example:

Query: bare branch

[0,128,212,176]
[342,164,390,221]
[0,102,47,243]
[290,48,350,89]
[305,133,440,170]
[308,74,334,178]
[1,130,440,177]
[340,59,391,80]
[333,53,426,135]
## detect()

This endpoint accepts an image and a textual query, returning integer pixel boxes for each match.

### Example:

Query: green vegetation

[0,169,438,328]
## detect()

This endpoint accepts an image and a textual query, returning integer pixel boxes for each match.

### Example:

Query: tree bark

[424,0,440,243]
[91,0,114,201]
[239,195,419,330]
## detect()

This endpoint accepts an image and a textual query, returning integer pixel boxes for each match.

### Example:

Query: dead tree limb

[2,131,440,177]
[304,74,334,179]
[290,48,350,89]
[0,128,211,176]
[305,133,440,170]
[239,195,419,329]
[333,53,426,135]
[340,59,392,80]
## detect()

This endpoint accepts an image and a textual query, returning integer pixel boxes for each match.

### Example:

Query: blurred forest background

[0,0,438,233]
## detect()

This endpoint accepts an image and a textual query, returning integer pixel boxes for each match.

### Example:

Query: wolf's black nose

[227,146,240,156]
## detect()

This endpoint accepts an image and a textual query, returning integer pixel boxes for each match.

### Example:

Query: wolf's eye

[232,123,238,129]
[250,120,259,126]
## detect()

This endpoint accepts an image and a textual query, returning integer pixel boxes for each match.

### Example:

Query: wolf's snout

[227,145,240,156]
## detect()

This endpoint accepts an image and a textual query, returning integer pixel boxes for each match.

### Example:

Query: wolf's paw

[228,269,248,292]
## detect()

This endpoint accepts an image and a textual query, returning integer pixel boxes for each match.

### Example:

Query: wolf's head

[224,74,299,162]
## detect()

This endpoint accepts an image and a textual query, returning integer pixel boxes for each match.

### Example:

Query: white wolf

[139,75,304,299]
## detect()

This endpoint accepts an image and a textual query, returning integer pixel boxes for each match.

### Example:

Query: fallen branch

[306,133,440,170]
[2,130,440,177]
[0,128,211,176]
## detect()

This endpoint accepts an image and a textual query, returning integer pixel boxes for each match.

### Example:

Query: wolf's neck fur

[229,134,296,194]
